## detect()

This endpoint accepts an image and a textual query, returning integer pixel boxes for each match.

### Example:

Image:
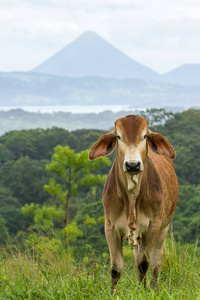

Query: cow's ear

[147,131,176,160]
[89,133,116,160]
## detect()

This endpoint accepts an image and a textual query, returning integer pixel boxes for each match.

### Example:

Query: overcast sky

[0,0,200,74]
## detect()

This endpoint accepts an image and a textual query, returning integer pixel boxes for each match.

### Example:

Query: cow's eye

[117,135,121,140]
[143,134,147,140]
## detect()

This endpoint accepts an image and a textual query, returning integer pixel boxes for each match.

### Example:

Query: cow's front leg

[134,245,149,289]
[133,217,162,288]
[105,222,124,293]
[150,225,169,290]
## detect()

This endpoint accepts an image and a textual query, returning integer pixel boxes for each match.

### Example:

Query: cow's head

[89,115,176,176]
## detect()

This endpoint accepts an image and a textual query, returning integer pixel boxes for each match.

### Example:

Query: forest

[0,107,181,135]
[0,108,199,251]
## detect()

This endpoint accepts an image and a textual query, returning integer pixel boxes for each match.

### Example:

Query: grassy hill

[0,235,199,299]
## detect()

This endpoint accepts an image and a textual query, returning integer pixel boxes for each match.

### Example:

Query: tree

[43,145,111,227]
[0,157,51,205]
[22,145,111,236]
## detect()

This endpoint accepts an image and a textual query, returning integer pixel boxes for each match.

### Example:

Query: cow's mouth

[127,171,140,176]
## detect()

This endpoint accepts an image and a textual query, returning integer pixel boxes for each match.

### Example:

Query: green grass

[0,236,199,299]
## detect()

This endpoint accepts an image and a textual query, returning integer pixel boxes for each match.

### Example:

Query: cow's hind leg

[150,225,169,290]
[105,227,124,293]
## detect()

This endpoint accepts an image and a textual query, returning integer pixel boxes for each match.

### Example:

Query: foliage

[21,145,110,249]
[140,108,174,127]
[154,109,200,185]
[0,127,79,160]
[0,157,50,206]
[0,187,33,239]
[173,185,200,242]
[0,107,182,136]
[43,145,110,226]
[0,186,20,207]
[62,222,84,241]
[0,206,32,237]
[22,203,64,228]
[0,108,199,244]
[73,201,107,254]
[0,215,8,241]
[0,108,200,298]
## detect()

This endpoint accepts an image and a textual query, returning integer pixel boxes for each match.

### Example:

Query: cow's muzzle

[125,161,141,174]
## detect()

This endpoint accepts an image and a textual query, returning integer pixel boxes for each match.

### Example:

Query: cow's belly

[115,211,150,247]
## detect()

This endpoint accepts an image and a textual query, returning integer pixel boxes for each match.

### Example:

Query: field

[0,234,199,300]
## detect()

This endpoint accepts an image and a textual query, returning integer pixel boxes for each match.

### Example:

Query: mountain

[33,31,159,81]
[1,32,199,110]
[162,64,200,86]
[1,72,200,108]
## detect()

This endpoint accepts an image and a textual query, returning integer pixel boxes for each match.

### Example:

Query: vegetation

[0,108,199,297]
[0,108,199,245]
[0,235,199,299]
[0,107,179,135]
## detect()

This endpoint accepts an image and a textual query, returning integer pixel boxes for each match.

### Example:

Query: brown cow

[89,114,178,292]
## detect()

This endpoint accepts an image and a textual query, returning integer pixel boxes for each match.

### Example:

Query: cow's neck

[116,157,147,230]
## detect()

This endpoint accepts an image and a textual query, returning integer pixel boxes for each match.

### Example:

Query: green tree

[22,145,111,239]
[43,145,111,227]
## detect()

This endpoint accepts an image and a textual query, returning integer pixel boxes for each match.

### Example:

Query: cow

[89,114,178,292]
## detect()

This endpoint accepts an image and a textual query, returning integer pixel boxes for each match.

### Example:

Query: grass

[0,235,199,299]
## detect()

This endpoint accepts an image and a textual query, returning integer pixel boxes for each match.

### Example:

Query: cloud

[0,0,200,72]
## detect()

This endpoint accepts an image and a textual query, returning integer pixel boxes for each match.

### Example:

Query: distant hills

[0,31,200,109]
[162,64,200,86]
[0,72,200,108]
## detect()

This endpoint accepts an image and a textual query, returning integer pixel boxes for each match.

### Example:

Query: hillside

[33,31,159,81]
[162,64,200,86]
[0,108,175,136]
[1,72,200,108]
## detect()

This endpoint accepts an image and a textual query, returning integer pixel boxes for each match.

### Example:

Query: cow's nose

[125,162,141,173]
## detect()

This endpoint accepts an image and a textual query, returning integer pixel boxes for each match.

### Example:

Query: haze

[0,0,200,74]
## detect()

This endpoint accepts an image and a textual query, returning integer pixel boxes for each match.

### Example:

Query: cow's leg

[133,217,162,288]
[105,225,124,293]
[150,225,169,290]
[133,245,149,288]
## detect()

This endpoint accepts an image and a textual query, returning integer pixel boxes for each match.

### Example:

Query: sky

[0,0,200,74]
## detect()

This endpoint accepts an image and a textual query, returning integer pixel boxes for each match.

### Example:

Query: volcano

[33,31,159,81]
